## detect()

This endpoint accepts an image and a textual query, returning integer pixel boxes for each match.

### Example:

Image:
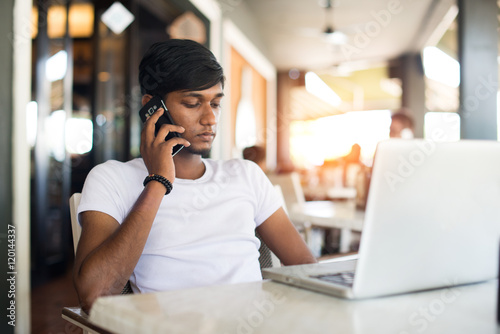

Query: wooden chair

[267,172,306,213]
[63,193,128,334]
[267,173,313,244]
[62,192,280,333]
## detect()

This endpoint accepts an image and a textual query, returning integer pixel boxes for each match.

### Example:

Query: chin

[184,145,212,157]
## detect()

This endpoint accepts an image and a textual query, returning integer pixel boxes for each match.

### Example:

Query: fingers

[140,109,190,151]
[154,122,185,145]
[165,136,190,149]
[141,107,164,143]
[141,108,186,145]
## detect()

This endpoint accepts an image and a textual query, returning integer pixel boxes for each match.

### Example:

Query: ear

[141,94,153,106]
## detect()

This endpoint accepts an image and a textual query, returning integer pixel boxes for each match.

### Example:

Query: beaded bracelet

[143,174,173,195]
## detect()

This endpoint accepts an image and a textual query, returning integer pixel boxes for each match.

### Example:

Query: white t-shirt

[78,158,281,293]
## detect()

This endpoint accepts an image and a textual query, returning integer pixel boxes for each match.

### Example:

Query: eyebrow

[182,92,225,98]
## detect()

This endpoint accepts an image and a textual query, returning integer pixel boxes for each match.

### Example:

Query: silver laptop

[262,139,500,299]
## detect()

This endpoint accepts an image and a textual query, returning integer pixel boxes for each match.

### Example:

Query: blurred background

[1,0,499,332]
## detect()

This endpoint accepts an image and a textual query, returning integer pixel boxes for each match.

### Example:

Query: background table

[289,201,365,253]
[89,278,498,334]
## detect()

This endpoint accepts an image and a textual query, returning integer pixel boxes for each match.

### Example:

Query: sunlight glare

[290,110,391,169]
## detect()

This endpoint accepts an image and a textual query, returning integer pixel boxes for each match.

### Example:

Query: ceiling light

[321,0,347,44]
[323,30,348,44]
[32,3,95,39]
[305,71,341,107]
[423,46,460,87]
[101,2,135,35]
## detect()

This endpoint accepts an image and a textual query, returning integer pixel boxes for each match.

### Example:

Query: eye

[183,103,200,108]
[211,98,223,109]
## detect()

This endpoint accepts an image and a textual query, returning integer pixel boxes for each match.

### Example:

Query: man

[73,39,316,312]
[242,145,267,172]
[390,109,414,139]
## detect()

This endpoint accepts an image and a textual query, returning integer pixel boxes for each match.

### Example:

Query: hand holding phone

[139,96,184,156]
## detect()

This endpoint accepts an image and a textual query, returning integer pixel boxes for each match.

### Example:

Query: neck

[173,151,206,180]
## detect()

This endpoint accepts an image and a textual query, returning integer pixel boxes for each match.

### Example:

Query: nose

[200,103,218,126]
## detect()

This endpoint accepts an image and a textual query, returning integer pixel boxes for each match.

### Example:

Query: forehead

[175,83,224,99]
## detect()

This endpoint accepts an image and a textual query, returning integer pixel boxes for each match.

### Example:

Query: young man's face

[164,83,224,156]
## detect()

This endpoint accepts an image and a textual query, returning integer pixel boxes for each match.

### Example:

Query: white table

[89,278,499,334]
[290,201,365,253]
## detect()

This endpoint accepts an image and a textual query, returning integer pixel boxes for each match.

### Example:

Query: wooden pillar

[400,53,426,138]
[458,0,498,139]
[276,71,304,173]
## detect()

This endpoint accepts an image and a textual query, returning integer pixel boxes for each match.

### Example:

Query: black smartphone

[139,95,184,156]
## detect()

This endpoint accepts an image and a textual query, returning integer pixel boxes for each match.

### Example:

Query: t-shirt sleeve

[77,161,129,225]
[244,161,283,226]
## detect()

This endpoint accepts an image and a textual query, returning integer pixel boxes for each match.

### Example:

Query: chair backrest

[256,185,286,269]
[267,172,305,211]
[273,184,288,214]
[69,193,82,255]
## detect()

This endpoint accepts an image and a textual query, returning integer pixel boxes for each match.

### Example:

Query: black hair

[138,39,225,97]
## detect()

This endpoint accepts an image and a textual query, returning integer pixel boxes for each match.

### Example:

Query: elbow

[74,277,99,314]
[73,271,107,314]
[73,269,127,313]
[76,281,113,314]
[79,293,97,314]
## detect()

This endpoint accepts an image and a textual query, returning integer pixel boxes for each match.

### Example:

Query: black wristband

[143,174,173,195]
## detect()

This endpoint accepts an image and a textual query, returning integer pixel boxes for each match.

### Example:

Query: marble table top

[89,278,499,334]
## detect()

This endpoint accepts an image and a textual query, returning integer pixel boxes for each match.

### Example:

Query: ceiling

[244,0,457,71]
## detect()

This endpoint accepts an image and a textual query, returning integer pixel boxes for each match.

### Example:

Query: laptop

[262,139,500,299]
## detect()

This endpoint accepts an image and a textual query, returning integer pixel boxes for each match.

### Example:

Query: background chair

[267,172,305,214]
[69,193,82,255]
[256,185,285,269]
[267,173,315,245]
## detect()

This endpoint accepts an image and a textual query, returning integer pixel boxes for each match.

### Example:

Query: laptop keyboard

[311,271,355,287]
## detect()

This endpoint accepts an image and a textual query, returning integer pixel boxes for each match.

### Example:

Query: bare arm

[74,185,165,312]
[73,107,190,312]
[256,208,317,265]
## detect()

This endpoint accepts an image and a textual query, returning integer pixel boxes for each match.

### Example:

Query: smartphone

[139,95,184,156]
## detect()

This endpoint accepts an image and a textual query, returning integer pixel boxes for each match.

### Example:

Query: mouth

[197,132,215,141]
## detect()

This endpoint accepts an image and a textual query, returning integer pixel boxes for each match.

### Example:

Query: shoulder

[81,158,146,202]
[86,158,146,185]
[89,158,145,174]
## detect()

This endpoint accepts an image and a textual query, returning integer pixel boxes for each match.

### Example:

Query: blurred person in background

[243,145,267,172]
[390,109,414,139]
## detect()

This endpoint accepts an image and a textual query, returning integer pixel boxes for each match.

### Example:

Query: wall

[0,0,15,329]
[0,0,31,332]
[218,0,269,59]
[230,46,268,152]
